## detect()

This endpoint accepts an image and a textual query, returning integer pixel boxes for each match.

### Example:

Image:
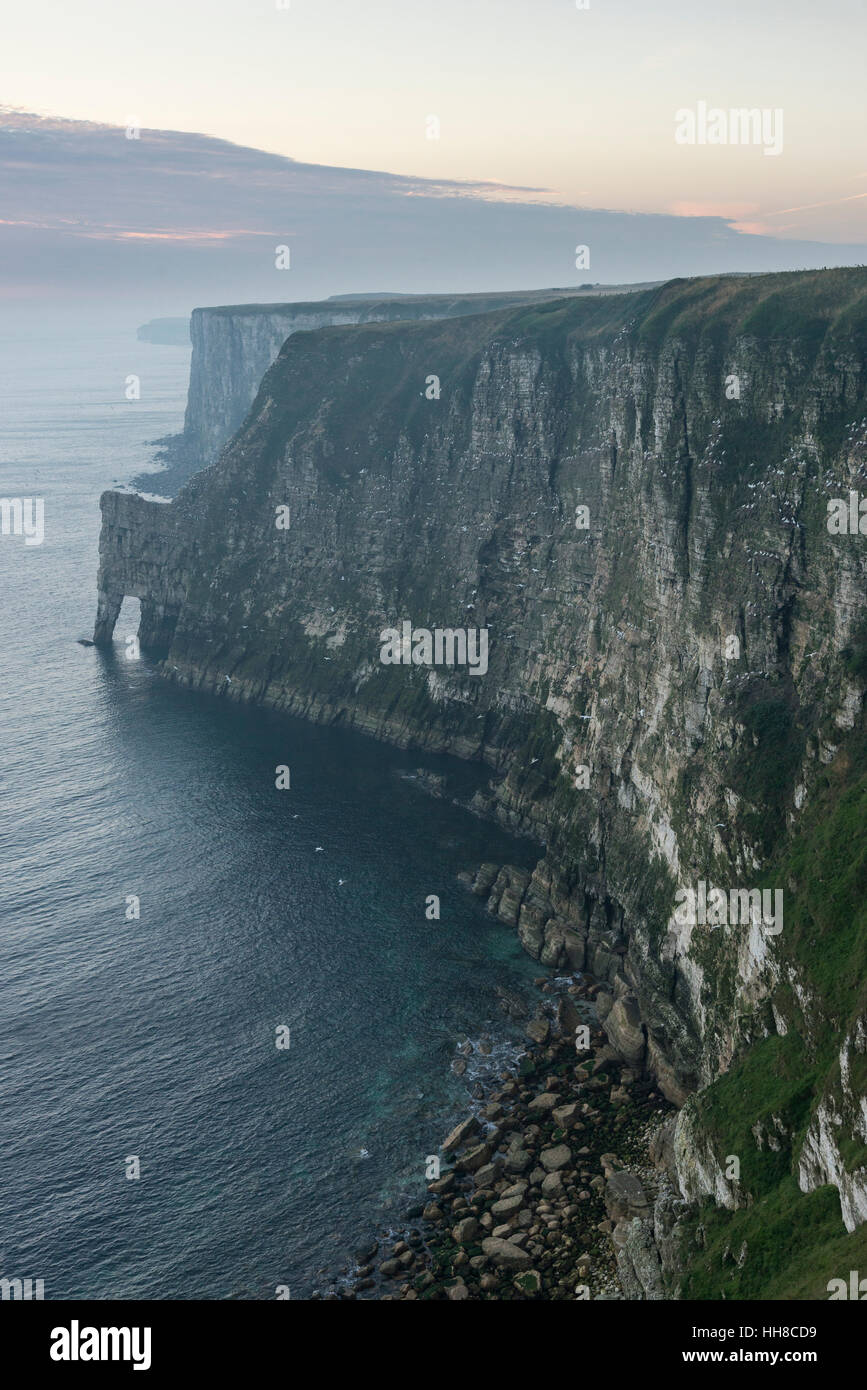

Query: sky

[1,0,865,316]
[3,0,865,242]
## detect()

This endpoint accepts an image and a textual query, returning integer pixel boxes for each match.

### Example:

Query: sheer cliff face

[96,269,867,1228]
[182,302,429,474]
[177,290,598,478]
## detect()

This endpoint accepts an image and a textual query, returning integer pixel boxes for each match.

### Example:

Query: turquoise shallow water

[0,323,540,1299]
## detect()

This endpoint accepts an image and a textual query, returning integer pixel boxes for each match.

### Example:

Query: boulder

[482,1238,531,1269]
[605,1171,652,1223]
[491,1192,525,1218]
[473,1161,502,1188]
[541,1170,564,1196]
[525,1017,550,1045]
[427,1172,456,1195]
[441,1114,480,1154]
[471,863,500,896]
[604,993,647,1068]
[504,1146,532,1174]
[540,1143,572,1172]
[615,1217,665,1300]
[513,1269,543,1296]
[500,1179,528,1198]
[452,1215,481,1245]
[455,1142,493,1173]
[557,995,582,1037]
[594,991,614,1022]
[528,1091,559,1114]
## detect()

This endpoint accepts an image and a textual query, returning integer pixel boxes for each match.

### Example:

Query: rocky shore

[319,864,680,1301]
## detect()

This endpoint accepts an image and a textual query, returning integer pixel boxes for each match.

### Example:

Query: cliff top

[192,282,666,318]
[276,265,867,352]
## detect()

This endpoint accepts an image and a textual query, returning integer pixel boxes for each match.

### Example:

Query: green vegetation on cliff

[679,717,867,1299]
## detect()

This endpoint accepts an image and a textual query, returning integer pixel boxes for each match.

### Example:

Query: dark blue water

[0,322,539,1299]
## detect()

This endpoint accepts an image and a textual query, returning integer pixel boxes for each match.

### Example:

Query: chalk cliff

[156,287,617,490]
[96,268,867,1287]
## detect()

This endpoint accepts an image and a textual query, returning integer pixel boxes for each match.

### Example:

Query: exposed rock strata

[95,268,867,1242]
[158,287,610,489]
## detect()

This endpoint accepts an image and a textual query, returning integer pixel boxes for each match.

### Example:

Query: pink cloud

[670,201,759,220]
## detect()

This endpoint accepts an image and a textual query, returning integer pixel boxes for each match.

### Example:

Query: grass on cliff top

[505,267,867,356]
[679,717,867,1300]
[634,266,867,353]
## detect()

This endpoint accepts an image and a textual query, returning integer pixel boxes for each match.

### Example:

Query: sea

[0,316,541,1299]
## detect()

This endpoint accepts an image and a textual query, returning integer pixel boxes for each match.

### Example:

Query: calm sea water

[0,321,540,1299]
